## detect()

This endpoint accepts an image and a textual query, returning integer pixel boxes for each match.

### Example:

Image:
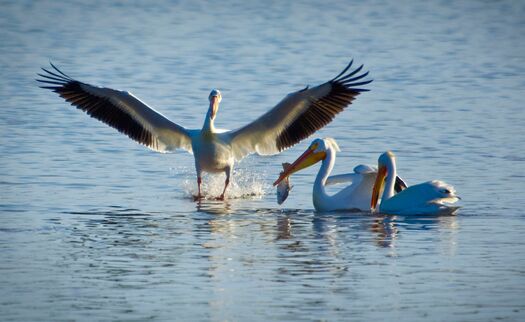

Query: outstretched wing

[37,63,192,153]
[228,60,372,160]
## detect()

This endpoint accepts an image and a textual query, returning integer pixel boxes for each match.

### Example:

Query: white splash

[177,167,270,200]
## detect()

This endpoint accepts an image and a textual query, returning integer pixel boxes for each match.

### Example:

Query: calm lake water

[1,0,525,321]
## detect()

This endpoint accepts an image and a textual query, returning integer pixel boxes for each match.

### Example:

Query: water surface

[1,0,524,321]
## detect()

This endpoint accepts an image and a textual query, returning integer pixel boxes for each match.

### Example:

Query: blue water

[1,0,525,321]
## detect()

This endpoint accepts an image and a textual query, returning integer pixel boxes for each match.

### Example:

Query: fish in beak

[276,163,293,205]
[370,165,387,211]
[273,144,326,186]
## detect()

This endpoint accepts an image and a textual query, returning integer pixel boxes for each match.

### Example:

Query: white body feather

[374,151,460,216]
[379,180,460,215]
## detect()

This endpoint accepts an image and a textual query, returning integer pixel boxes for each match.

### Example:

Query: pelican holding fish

[274,138,407,211]
[274,138,459,215]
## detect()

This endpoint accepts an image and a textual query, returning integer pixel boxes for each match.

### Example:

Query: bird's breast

[193,135,233,172]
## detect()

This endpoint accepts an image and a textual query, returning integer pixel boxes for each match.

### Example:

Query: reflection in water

[276,216,292,240]
[32,205,463,321]
[370,216,399,248]
[190,202,460,255]
[62,207,459,266]
[370,214,459,249]
[195,199,234,215]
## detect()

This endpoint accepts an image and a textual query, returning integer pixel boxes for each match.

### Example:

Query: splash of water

[176,167,270,200]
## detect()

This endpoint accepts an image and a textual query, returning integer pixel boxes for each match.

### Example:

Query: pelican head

[378,150,396,169]
[273,138,339,186]
[208,89,222,120]
[371,151,396,210]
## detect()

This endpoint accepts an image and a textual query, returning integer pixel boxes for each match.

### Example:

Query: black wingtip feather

[37,64,157,149]
[276,61,372,151]
[346,80,373,87]
[341,71,369,84]
[36,79,66,85]
[331,59,353,81]
[336,64,364,82]
[36,73,65,82]
[50,61,73,80]
[39,86,60,90]
[40,67,69,82]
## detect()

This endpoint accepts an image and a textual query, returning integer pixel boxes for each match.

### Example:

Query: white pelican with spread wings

[38,60,371,200]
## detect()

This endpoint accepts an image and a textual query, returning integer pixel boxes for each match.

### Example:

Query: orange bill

[371,166,387,210]
[273,146,326,186]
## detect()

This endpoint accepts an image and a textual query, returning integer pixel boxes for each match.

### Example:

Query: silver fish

[276,163,292,205]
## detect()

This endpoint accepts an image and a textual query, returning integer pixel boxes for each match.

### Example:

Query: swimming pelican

[37,60,371,200]
[370,151,460,215]
[273,138,406,211]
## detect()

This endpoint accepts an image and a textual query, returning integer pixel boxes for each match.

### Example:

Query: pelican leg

[217,178,229,201]
[217,167,231,201]
[194,176,203,201]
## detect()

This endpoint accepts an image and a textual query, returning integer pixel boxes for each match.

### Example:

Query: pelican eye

[441,189,451,194]
[310,142,319,150]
